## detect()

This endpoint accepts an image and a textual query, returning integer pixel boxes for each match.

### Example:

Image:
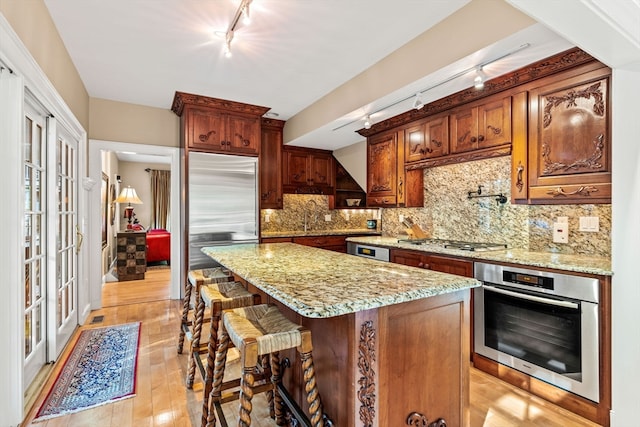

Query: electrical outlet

[324,214,331,222]
[399,214,404,223]
[553,222,568,243]
[264,214,270,223]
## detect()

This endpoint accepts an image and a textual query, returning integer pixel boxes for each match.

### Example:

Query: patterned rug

[34,322,141,421]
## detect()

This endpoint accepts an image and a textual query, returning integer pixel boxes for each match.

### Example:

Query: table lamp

[115,186,143,229]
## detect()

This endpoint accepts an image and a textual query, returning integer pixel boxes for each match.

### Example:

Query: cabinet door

[528,67,611,203]
[310,153,333,186]
[283,151,309,186]
[391,248,427,268]
[367,131,397,205]
[188,107,226,151]
[260,120,283,209]
[478,96,511,149]
[424,114,449,158]
[450,106,478,154]
[404,122,426,163]
[227,113,260,155]
[426,255,473,277]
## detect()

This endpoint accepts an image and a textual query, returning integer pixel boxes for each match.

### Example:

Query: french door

[23,96,79,390]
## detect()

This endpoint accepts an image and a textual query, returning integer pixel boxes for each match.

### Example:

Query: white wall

[610,68,640,425]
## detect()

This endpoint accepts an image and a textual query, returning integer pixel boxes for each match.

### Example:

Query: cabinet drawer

[367,195,398,207]
[293,235,346,249]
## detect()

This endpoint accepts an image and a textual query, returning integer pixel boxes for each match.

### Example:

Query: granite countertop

[261,229,381,238]
[202,243,480,318]
[346,236,613,276]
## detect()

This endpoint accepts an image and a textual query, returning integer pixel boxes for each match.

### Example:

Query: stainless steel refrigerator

[188,152,259,270]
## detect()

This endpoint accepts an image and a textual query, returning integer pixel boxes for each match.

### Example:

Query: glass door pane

[22,103,47,389]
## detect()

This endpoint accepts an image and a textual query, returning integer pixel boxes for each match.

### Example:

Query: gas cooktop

[397,238,507,252]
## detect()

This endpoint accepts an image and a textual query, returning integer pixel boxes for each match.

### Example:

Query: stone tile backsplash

[383,156,611,257]
[261,156,611,258]
[260,194,380,233]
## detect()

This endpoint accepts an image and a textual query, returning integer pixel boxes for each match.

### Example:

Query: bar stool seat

[192,281,261,427]
[186,279,260,388]
[207,304,324,427]
[177,267,233,354]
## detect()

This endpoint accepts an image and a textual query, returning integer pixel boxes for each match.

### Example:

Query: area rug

[34,322,141,421]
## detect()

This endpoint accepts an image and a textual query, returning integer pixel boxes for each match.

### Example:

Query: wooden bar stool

[177,268,233,354]
[207,304,325,427]
[186,279,260,390]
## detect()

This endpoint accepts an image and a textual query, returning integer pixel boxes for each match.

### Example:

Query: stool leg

[201,303,220,427]
[301,350,324,427]
[186,292,205,388]
[207,327,229,427]
[177,278,192,354]
[239,366,255,427]
[269,352,286,425]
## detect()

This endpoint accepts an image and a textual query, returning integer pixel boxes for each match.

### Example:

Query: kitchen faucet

[303,199,319,232]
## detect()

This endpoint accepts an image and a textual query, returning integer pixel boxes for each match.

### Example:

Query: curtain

[150,169,170,230]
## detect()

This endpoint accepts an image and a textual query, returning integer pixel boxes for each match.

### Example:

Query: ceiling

[43,0,572,151]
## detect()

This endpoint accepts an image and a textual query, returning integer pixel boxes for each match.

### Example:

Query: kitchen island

[202,242,480,426]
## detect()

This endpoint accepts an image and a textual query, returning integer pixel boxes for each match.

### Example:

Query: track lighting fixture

[243,1,251,25]
[474,67,487,89]
[364,115,372,129]
[219,0,253,58]
[332,43,531,132]
[412,92,424,110]
[224,31,234,58]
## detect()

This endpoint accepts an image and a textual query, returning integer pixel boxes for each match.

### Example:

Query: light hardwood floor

[22,267,600,426]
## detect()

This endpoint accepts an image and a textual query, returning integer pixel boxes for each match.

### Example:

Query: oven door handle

[484,285,579,309]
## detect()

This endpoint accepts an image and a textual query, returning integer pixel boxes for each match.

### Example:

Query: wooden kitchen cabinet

[260,118,284,209]
[525,64,611,204]
[282,146,334,194]
[334,160,367,209]
[171,91,269,156]
[405,114,450,163]
[391,248,473,277]
[185,106,261,154]
[293,235,347,253]
[367,130,424,208]
[450,96,511,154]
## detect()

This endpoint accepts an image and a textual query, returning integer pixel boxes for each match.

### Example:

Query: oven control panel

[503,271,554,291]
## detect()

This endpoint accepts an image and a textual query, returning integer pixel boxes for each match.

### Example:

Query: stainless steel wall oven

[474,262,600,402]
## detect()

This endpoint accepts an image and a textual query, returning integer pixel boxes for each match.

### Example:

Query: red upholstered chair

[146,228,171,265]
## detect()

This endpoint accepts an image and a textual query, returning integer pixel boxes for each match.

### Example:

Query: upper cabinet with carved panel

[367,130,423,208]
[171,91,269,156]
[526,64,611,204]
[367,131,398,206]
[450,96,511,154]
[282,145,334,194]
[405,114,449,163]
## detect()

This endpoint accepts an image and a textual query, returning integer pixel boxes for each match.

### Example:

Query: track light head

[474,67,486,89]
[364,115,372,129]
[412,93,424,110]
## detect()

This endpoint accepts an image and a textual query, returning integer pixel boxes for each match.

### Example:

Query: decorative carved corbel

[358,321,376,427]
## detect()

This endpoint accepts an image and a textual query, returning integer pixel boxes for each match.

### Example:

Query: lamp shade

[115,186,143,205]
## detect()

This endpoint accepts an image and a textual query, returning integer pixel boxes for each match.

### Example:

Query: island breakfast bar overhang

[202,243,480,426]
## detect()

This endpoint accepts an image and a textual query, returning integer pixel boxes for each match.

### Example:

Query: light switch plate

[324,214,332,222]
[553,222,569,243]
[579,216,599,232]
